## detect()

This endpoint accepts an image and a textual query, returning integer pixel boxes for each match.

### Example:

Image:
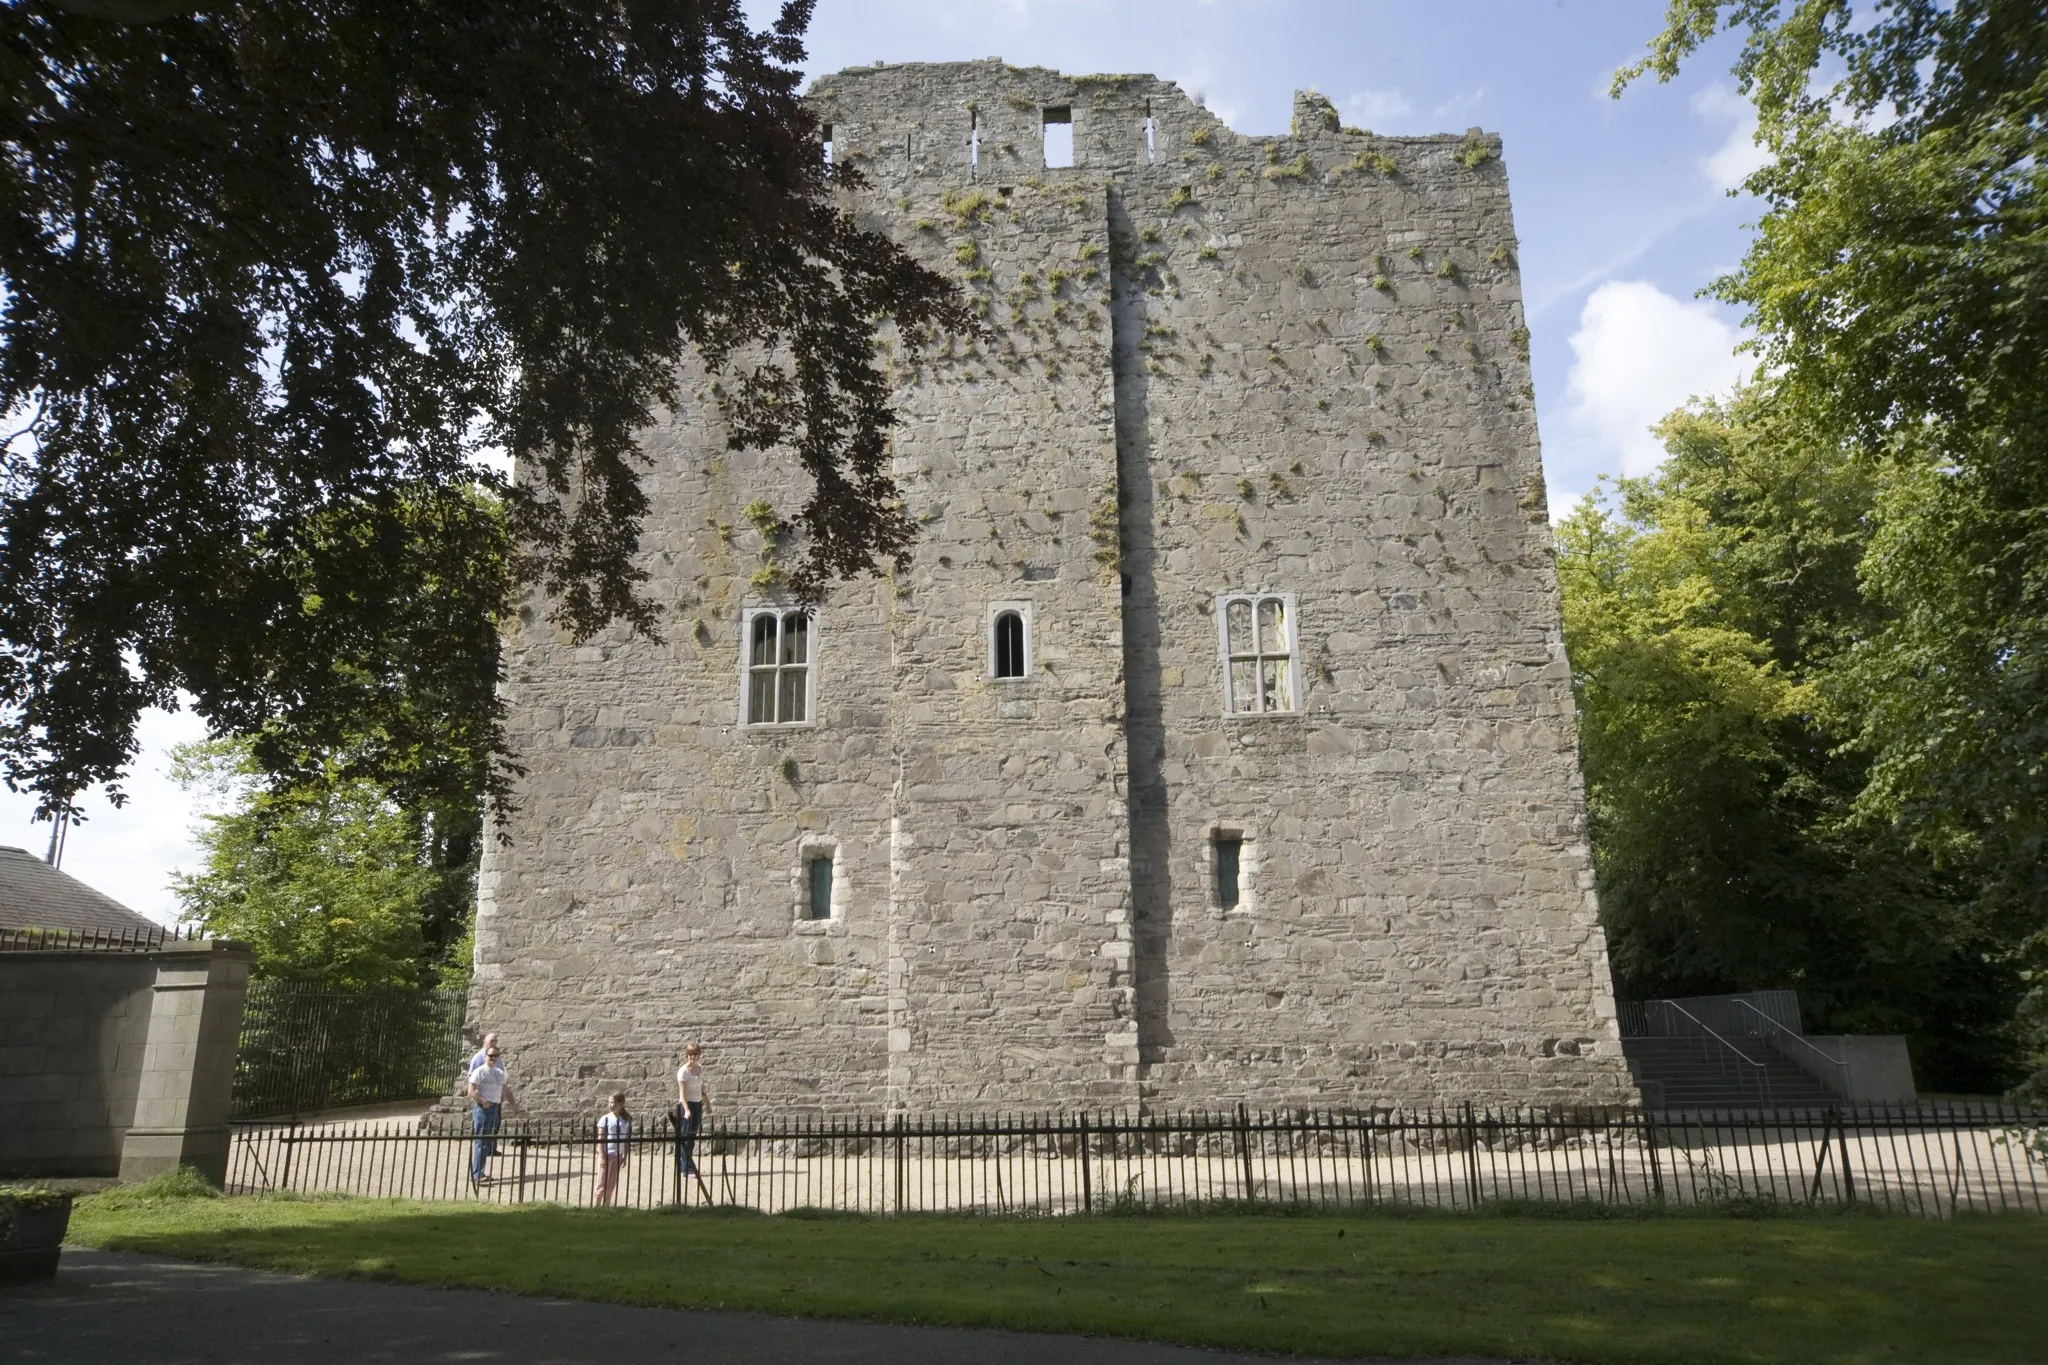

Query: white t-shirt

[468,1063,507,1105]
[677,1062,704,1104]
[598,1111,630,1155]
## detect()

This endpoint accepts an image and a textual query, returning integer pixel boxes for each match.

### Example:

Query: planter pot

[0,1192,75,1282]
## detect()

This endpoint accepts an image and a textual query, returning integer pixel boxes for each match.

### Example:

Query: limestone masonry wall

[469,60,1638,1117]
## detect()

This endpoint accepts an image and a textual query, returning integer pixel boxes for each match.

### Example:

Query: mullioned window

[742,608,814,726]
[1217,593,1299,716]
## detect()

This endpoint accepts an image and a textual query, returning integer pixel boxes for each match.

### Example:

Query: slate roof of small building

[0,845,162,935]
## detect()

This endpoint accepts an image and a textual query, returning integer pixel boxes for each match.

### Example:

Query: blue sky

[2,0,1765,921]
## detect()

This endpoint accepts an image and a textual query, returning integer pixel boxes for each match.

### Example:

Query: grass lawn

[67,1180,2043,1365]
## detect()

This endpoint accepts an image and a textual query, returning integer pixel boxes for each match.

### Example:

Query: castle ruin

[468,61,1638,1115]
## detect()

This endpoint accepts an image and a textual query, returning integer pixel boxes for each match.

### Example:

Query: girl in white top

[674,1044,709,1203]
[594,1091,630,1205]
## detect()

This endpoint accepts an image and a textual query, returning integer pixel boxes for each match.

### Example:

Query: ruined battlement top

[807,60,1501,184]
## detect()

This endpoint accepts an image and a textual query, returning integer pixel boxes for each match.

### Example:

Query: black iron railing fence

[224,1103,2048,1218]
[232,981,465,1119]
[0,923,193,953]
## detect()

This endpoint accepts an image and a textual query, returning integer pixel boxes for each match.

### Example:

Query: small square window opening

[1043,106,1073,168]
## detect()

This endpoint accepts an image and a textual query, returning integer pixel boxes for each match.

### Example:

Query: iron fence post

[1236,1103,1256,1200]
[1079,1111,1092,1213]
[516,1135,529,1203]
[1359,1113,1377,1204]
[1833,1107,1854,1204]
[280,1119,298,1192]
[1809,1109,1835,1203]
[1461,1102,1480,1208]
[1641,1108,1663,1202]
[892,1110,905,1214]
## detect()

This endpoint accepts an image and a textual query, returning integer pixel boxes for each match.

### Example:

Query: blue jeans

[675,1100,703,1177]
[471,1102,502,1182]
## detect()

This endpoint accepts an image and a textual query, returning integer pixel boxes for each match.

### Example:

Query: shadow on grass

[69,1179,2046,1365]
[80,1172,1932,1228]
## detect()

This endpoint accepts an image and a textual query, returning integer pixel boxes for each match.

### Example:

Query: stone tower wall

[1100,86,1629,1107]
[468,60,1636,1118]
[825,64,1139,1108]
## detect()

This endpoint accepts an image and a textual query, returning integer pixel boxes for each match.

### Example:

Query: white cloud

[1547,485,1589,526]
[1173,62,1247,131]
[1560,280,1750,477]
[0,705,208,925]
[1340,88,1411,128]
[1429,87,1487,123]
[1210,99,1253,131]
[1692,85,1770,192]
[1203,92,1248,130]
[1524,204,1697,320]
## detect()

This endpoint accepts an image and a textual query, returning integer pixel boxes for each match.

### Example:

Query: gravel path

[1,1248,1519,1365]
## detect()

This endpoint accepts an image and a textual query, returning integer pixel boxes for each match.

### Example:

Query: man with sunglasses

[465,1031,501,1078]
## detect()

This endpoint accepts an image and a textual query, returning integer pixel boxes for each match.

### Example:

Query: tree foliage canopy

[0,0,969,819]
[1601,1,2047,1091]
[1619,0,2047,898]
[1559,393,2025,1090]
[171,738,478,989]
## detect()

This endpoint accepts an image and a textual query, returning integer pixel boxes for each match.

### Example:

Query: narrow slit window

[1219,593,1299,715]
[1214,834,1242,910]
[969,109,980,178]
[992,610,1026,679]
[806,854,834,920]
[822,124,833,165]
[1043,106,1073,168]
[1144,107,1156,163]
[744,609,811,725]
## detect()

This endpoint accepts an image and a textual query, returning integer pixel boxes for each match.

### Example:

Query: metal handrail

[1657,999,1772,1108]
[1736,998,1851,1099]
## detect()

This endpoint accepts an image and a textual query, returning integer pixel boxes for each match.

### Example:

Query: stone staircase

[1621,1035,1842,1111]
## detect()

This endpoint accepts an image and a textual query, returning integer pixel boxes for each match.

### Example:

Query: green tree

[172,738,477,989]
[0,0,970,822]
[1559,391,2024,1090]
[1617,0,2048,1092]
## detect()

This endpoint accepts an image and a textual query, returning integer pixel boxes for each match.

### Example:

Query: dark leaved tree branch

[0,0,973,823]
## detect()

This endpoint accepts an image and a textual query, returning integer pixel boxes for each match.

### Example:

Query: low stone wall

[0,951,156,1176]
[1802,1035,1917,1105]
[0,941,253,1181]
